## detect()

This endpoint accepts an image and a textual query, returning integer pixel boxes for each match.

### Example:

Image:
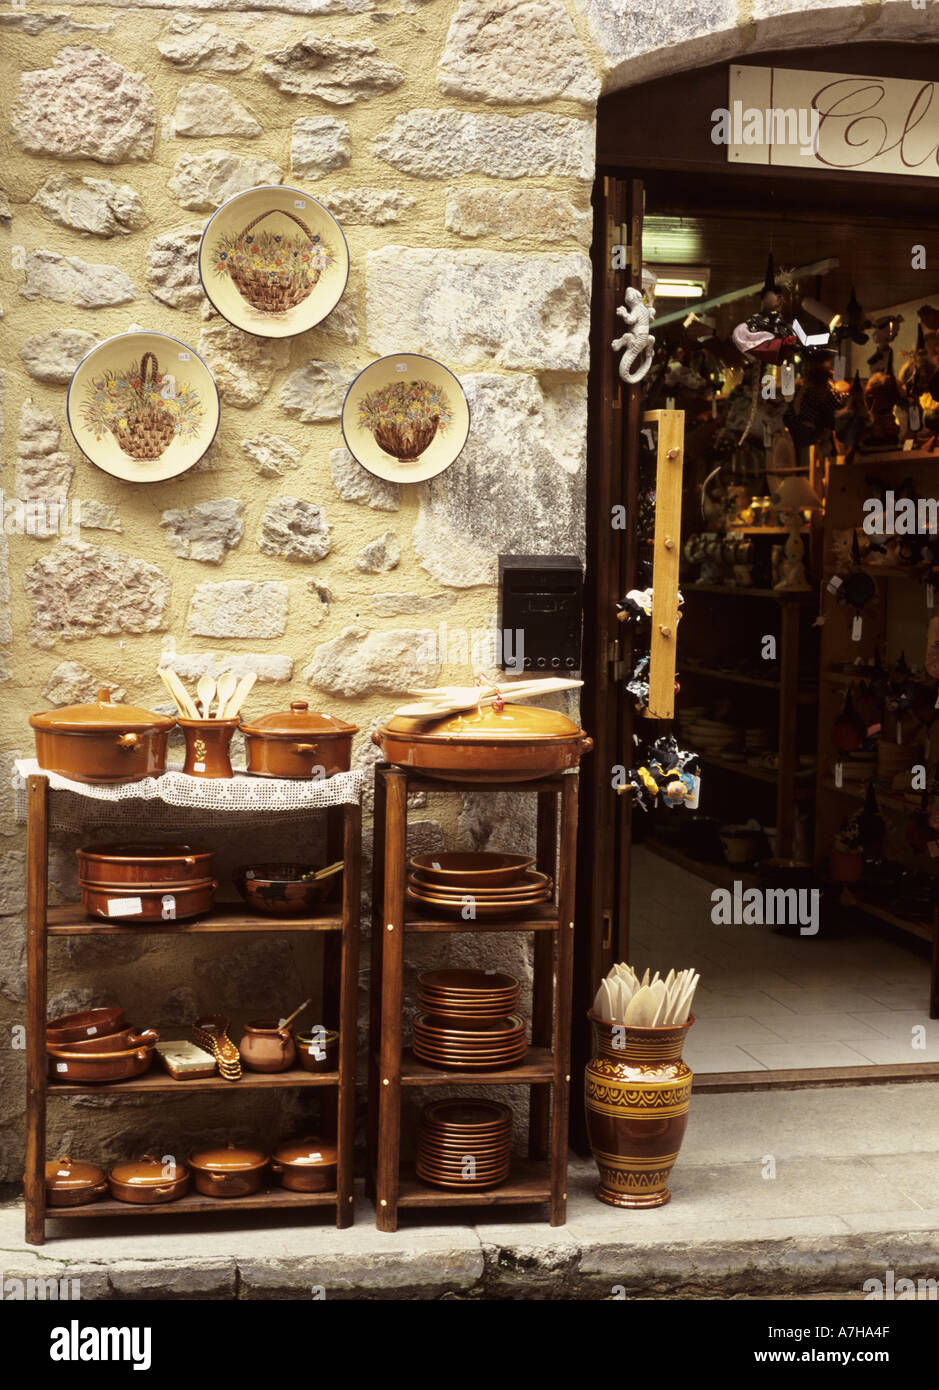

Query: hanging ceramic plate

[341,354,470,484]
[198,185,349,338]
[66,332,220,483]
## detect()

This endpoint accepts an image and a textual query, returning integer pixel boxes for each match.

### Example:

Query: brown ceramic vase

[177,717,239,778]
[584,1010,694,1209]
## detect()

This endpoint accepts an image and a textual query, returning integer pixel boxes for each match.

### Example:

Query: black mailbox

[498,555,583,673]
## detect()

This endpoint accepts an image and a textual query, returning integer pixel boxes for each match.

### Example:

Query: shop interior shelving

[367,764,578,1231]
[23,772,362,1243]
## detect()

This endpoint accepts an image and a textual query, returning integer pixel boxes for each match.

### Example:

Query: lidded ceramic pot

[187,1141,268,1197]
[240,702,358,779]
[373,703,593,782]
[30,689,175,784]
[108,1154,190,1205]
[271,1137,338,1192]
[43,1156,108,1207]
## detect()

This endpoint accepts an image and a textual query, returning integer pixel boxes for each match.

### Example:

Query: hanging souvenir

[616,587,684,627]
[340,354,470,484]
[862,370,902,451]
[783,357,841,449]
[838,568,877,641]
[199,185,349,338]
[833,286,871,347]
[731,255,796,364]
[625,656,651,712]
[866,313,903,374]
[833,371,872,462]
[611,286,656,385]
[66,332,220,483]
[831,690,866,753]
[624,734,700,811]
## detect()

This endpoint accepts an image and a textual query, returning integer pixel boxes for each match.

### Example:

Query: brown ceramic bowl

[373,704,593,783]
[50,1027,158,1055]
[240,702,358,780]
[421,1099,513,1131]
[234,863,339,918]
[409,852,536,887]
[79,879,217,922]
[77,842,214,886]
[46,1006,126,1047]
[187,1142,268,1198]
[270,1137,337,1193]
[42,1156,108,1207]
[296,1029,339,1074]
[30,689,175,785]
[47,1043,156,1083]
[108,1155,190,1205]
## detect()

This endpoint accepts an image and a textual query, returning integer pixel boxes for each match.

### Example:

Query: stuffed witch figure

[784,356,842,450]
[732,255,796,363]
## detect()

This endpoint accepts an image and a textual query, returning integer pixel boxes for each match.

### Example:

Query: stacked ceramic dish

[416,1100,512,1189]
[683,717,743,757]
[417,968,520,1019]
[77,842,216,923]
[412,1014,527,1071]
[46,1006,158,1084]
[407,851,551,919]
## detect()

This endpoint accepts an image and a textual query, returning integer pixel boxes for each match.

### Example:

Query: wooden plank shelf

[820,778,916,814]
[841,890,934,945]
[47,1068,338,1096]
[684,583,814,602]
[49,1187,340,1220]
[681,662,819,701]
[404,903,558,933]
[396,1047,554,1086]
[698,752,816,793]
[46,903,343,934]
[395,1160,551,1208]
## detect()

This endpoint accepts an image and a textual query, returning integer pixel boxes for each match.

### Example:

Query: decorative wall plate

[341,354,470,484]
[198,185,349,338]
[66,332,220,483]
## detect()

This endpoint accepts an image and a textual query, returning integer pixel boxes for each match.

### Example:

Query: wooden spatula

[215,672,237,720]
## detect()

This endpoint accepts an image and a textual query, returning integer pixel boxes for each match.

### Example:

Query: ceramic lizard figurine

[612,287,656,384]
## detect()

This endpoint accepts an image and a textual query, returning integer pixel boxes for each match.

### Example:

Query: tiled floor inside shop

[630,847,939,1073]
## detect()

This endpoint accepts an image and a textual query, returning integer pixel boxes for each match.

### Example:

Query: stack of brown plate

[46,1006,158,1084]
[412,1012,527,1070]
[407,851,551,919]
[417,968,520,1019]
[416,1099,512,1189]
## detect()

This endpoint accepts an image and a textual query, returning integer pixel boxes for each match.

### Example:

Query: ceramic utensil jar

[239,1019,296,1073]
[176,716,240,778]
[240,702,358,779]
[30,689,175,784]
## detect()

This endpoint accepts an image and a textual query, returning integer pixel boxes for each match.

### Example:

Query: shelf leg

[375,768,407,1232]
[930,910,938,1022]
[336,799,361,1229]
[25,775,49,1246]
[529,790,557,1161]
[366,766,388,1202]
[549,774,579,1226]
[777,602,800,861]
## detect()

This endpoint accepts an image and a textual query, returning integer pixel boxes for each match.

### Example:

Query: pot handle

[370,731,381,746]
[153,1184,174,1195]
[580,735,594,755]
[209,1171,232,1185]
[270,1161,284,1175]
[93,1179,108,1197]
[276,1027,293,1048]
[184,857,196,866]
[117,733,140,749]
[129,1029,159,1047]
[133,1048,150,1061]
[291,742,318,755]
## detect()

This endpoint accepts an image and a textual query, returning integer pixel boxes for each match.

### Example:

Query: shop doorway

[574,42,939,1105]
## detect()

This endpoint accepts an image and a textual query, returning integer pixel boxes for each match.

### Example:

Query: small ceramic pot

[108,1155,190,1205]
[584,1010,694,1209]
[77,842,213,886]
[43,1156,108,1207]
[271,1137,337,1193]
[30,689,175,785]
[240,702,358,779]
[177,717,239,778]
[234,863,338,918]
[187,1142,268,1198]
[239,1020,296,1073]
[79,879,217,922]
[54,1027,158,1055]
[47,1042,156,1084]
[296,1029,339,1074]
[46,1006,126,1047]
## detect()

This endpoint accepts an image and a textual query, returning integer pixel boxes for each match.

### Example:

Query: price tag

[87,1027,98,1036]
[177,352,190,362]
[833,353,846,379]
[395,362,408,373]
[826,576,843,595]
[910,405,922,432]
[193,761,206,772]
[294,200,306,209]
[851,614,863,641]
[107,896,142,917]
[927,584,935,609]
[781,362,796,398]
[834,762,843,787]
[56,1063,68,1073]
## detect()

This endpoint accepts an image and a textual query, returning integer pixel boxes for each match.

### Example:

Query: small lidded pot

[30,689,175,785]
[239,1019,296,1074]
[108,1154,190,1205]
[240,702,358,780]
[271,1137,337,1193]
[296,1028,339,1074]
[43,1156,108,1208]
[187,1141,268,1198]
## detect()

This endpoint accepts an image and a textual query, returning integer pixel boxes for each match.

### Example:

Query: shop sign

[717,65,939,178]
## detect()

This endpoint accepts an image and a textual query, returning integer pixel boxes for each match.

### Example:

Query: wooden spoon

[280,997,312,1030]
[196,676,216,721]
[215,672,237,720]
[311,860,344,881]
[223,671,257,719]
[159,668,199,719]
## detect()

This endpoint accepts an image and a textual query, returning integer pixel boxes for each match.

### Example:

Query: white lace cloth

[14,760,363,831]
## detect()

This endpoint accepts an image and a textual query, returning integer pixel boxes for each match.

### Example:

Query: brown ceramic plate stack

[417,968,520,1020]
[416,1099,512,1189]
[412,1012,527,1070]
[407,851,551,919]
[77,842,216,923]
[46,1006,158,1083]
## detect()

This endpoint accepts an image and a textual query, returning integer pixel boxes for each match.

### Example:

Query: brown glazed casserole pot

[57,1027,158,1054]
[47,1042,156,1083]
[108,1155,190,1205]
[372,703,593,782]
[46,1006,126,1047]
[77,842,214,886]
[30,689,175,785]
[79,879,217,922]
[270,1137,337,1192]
[43,1156,108,1208]
[240,702,358,779]
[187,1141,268,1197]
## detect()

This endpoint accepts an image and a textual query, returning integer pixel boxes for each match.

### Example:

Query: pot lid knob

[290,702,309,713]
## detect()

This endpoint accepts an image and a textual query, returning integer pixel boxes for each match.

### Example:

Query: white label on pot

[308,1153,322,1161]
[87,1027,98,1036]
[56,1063,68,1073]
[193,762,206,772]
[107,897,142,917]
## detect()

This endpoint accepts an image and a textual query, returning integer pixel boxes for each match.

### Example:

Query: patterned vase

[584,1009,694,1208]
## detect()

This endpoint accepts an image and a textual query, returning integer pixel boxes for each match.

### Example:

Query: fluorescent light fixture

[648,264,710,300]
[656,281,705,298]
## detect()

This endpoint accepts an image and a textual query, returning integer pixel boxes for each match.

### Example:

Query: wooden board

[396,1161,551,1208]
[50,1188,339,1219]
[47,904,343,934]
[645,409,684,719]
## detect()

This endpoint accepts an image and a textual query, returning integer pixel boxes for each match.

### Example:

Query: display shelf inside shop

[367,764,578,1232]
[23,772,362,1243]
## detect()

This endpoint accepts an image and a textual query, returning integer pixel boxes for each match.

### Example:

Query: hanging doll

[732,255,796,363]
[867,313,903,375]
[833,286,871,348]
[625,734,700,811]
[784,355,842,450]
[861,369,902,451]
[834,371,872,461]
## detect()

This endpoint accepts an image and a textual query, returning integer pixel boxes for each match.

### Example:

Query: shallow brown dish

[46,1006,125,1047]
[240,702,358,780]
[422,1099,512,1131]
[234,863,338,918]
[407,888,548,919]
[30,689,175,785]
[77,842,214,886]
[187,1141,268,1197]
[47,1042,155,1083]
[409,852,535,887]
[373,703,593,782]
[50,1027,158,1055]
[108,1155,190,1205]
[79,879,216,922]
[270,1137,337,1193]
[408,869,550,898]
[42,1156,108,1208]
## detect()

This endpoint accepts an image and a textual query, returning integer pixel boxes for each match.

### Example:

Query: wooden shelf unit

[367,764,578,1232]
[24,773,362,1243]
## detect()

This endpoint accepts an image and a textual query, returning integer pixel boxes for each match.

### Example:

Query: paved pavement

[2,1083,936,1299]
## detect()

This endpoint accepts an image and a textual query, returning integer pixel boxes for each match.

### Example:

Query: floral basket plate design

[198,185,349,339]
[66,332,220,483]
[341,354,470,484]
